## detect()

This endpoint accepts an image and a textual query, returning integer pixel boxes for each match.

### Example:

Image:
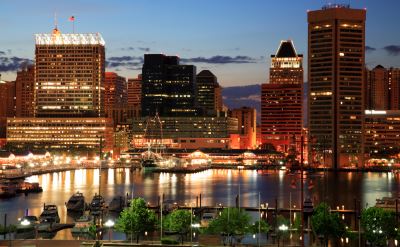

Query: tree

[163,209,192,244]
[115,197,158,243]
[311,203,346,247]
[250,220,270,235]
[361,207,397,246]
[207,207,251,246]
[88,224,101,247]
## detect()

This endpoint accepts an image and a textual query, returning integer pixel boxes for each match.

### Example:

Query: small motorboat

[0,184,17,198]
[17,182,43,193]
[89,194,105,215]
[66,192,86,211]
[375,197,398,211]
[16,215,38,239]
[39,204,60,223]
[108,196,125,212]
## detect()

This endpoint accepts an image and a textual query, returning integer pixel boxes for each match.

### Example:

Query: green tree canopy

[207,207,251,246]
[361,206,397,246]
[115,197,158,243]
[311,203,346,247]
[163,209,192,244]
[250,220,270,235]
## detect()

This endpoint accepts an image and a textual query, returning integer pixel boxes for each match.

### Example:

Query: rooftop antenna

[54,12,58,29]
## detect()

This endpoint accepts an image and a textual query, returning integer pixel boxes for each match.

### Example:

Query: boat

[141,158,158,168]
[89,194,105,215]
[140,114,166,169]
[66,192,86,211]
[108,196,125,212]
[200,212,216,227]
[39,204,60,223]
[375,197,398,211]
[17,182,43,193]
[16,216,39,239]
[303,198,314,213]
[0,183,17,198]
[140,149,163,169]
[71,215,93,234]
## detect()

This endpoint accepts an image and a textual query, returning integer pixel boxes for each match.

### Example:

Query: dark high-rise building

[105,72,127,110]
[34,28,105,117]
[16,65,35,117]
[104,72,128,126]
[261,40,303,152]
[0,80,15,138]
[308,4,366,168]
[196,70,222,116]
[366,66,400,110]
[127,75,142,107]
[230,107,257,149]
[366,65,388,110]
[389,68,400,110]
[141,54,197,117]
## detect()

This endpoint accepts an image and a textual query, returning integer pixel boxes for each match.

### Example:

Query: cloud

[108,56,143,62]
[106,54,259,70]
[106,56,143,70]
[181,55,258,64]
[365,46,376,52]
[222,84,261,122]
[120,47,150,52]
[121,47,135,51]
[238,94,261,102]
[0,55,33,73]
[138,47,150,52]
[383,45,400,56]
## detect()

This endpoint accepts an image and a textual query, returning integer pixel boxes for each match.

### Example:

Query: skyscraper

[261,40,303,152]
[15,65,35,117]
[34,28,105,117]
[104,72,128,126]
[366,65,388,110]
[127,75,142,107]
[196,70,222,116]
[0,80,15,138]
[308,4,366,168]
[7,27,112,151]
[231,107,257,149]
[141,54,197,117]
[389,68,400,110]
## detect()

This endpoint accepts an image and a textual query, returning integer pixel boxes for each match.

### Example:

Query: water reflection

[0,169,399,240]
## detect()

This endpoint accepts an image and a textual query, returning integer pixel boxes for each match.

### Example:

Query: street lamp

[278,224,288,247]
[104,219,115,241]
[20,219,30,226]
[290,135,309,247]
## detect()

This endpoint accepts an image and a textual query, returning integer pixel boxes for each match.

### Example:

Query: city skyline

[1,0,400,86]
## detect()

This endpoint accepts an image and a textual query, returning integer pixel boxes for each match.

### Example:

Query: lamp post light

[278,224,288,247]
[258,192,261,247]
[190,202,193,244]
[290,134,310,247]
[104,219,114,241]
[20,219,30,226]
[191,223,200,243]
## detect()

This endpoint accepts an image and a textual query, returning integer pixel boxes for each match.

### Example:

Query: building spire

[54,12,58,29]
[52,12,61,36]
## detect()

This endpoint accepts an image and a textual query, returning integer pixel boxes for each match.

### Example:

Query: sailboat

[140,114,166,169]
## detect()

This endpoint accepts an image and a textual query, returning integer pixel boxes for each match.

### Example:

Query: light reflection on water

[0,168,398,240]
